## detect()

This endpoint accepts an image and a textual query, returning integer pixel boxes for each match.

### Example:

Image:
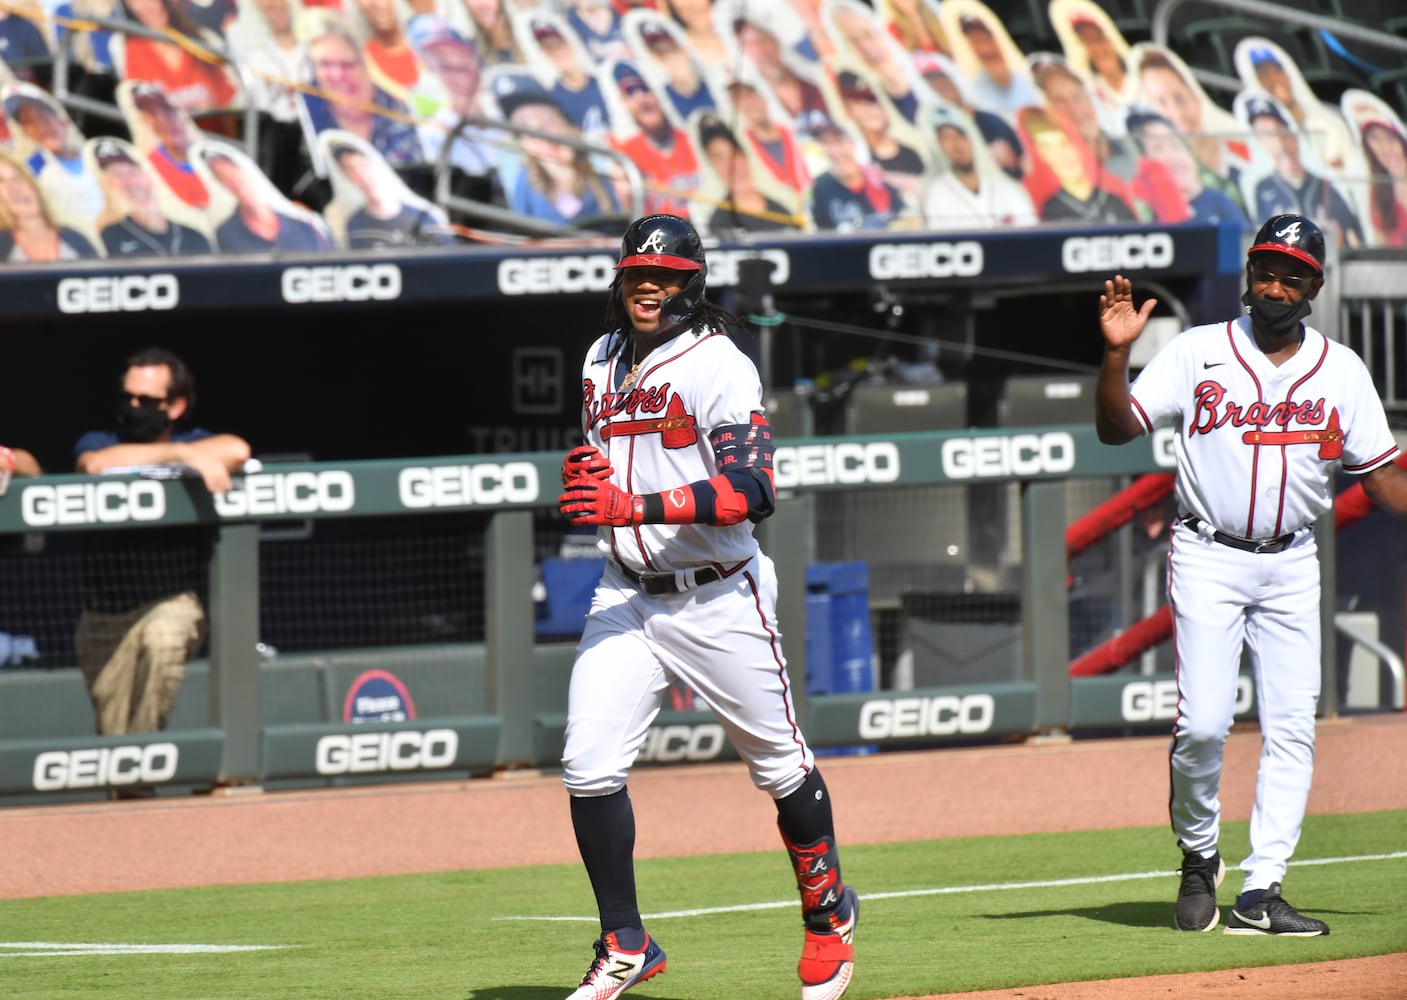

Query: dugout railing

[0,425,1352,803]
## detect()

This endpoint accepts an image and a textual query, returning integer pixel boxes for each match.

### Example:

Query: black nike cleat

[1224,882,1330,936]
[1175,849,1225,931]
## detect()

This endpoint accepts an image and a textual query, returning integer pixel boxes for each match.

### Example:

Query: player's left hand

[559,477,645,526]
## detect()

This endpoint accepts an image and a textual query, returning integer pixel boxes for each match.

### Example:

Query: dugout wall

[0,428,1352,804]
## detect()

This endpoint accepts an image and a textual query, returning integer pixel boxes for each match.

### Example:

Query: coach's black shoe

[1174,849,1225,931]
[1224,882,1330,936]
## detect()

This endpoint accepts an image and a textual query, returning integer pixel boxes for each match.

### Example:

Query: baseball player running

[555,214,858,1000]
[1095,213,1407,935]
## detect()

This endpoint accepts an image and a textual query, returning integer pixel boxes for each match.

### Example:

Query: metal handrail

[1335,612,1406,711]
[50,14,259,160]
[433,114,645,238]
[1150,0,1407,95]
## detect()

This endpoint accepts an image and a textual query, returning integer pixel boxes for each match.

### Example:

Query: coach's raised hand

[1099,274,1158,351]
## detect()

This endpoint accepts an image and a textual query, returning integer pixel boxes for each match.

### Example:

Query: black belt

[616,562,722,595]
[1180,515,1296,554]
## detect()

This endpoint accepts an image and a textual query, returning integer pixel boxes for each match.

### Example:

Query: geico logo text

[1121,677,1253,723]
[281,264,402,303]
[941,433,1076,479]
[21,481,166,527]
[398,463,540,508]
[638,724,726,762]
[315,729,458,775]
[57,274,179,314]
[773,442,901,488]
[859,695,996,738]
[498,255,616,295]
[33,742,179,791]
[704,249,790,287]
[869,241,984,279]
[214,471,355,518]
[1062,233,1174,273]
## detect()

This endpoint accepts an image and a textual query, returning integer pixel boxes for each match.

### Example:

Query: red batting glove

[561,445,613,486]
[558,477,644,526]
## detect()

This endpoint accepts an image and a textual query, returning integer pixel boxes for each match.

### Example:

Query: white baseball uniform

[1129,315,1400,890]
[561,323,814,800]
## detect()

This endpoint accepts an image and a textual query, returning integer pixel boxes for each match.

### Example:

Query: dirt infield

[3,713,1405,997]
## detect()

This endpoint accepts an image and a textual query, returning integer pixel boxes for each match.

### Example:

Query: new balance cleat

[564,931,667,1000]
[799,886,858,1000]
[1224,883,1330,936]
[1174,849,1225,932]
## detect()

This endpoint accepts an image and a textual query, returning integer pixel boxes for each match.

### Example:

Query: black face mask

[116,399,171,443]
[1242,289,1312,337]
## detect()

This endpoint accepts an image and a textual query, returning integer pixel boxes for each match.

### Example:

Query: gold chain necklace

[620,342,642,390]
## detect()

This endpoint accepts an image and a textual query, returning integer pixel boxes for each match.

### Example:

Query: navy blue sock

[1236,888,1268,909]
[570,788,642,937]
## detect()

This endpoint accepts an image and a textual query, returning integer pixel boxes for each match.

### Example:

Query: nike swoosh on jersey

[1203,361,1226,369]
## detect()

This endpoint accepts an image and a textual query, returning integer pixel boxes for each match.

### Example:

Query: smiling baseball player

[556,214,858,1000]
[1095,213,1407,935]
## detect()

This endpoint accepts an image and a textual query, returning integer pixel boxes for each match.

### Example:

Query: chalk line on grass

[494,851,1407,923]
[0,942,292,958]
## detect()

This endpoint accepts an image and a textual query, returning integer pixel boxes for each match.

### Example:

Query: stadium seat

[996,373,1097,427]
[982,0,1056,56]
[1366,66,1407,108]
[1086,0,1156,44]
[1176,16,1328,80]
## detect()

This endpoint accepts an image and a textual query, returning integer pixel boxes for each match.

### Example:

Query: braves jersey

[579,324,763,572]
[1130,316,1399,539]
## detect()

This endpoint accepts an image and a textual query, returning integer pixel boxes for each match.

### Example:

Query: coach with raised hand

[1095,213,1407,936]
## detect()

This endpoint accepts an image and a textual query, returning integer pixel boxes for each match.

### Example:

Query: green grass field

[4,810,1404,1000]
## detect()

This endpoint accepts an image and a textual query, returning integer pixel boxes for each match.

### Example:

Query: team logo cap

[616,214,704,272]
[1248,213,1325,275]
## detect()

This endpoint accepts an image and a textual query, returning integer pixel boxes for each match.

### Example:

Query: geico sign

[773,442,901,489]
[398,463,540,508]
[869,241,984,279]
[1062,233,1174,273]
[1121,676,1253,723]
[33,742,179,791]
[859,695,996,739]
[281,264,402,303]
[315,729,458,775]
[214,471,355,518]
[638,723,726,762]
[21,480,166,527]
[57,274,179,314]
[705,249,790,287]
[498,254,616,295]
[941,432,1076,479]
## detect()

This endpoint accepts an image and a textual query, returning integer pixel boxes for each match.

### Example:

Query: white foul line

[494,851,1407,923]
[0,942,291,958]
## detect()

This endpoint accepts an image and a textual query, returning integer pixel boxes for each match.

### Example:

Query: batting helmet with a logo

[1248,213,1325,275]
